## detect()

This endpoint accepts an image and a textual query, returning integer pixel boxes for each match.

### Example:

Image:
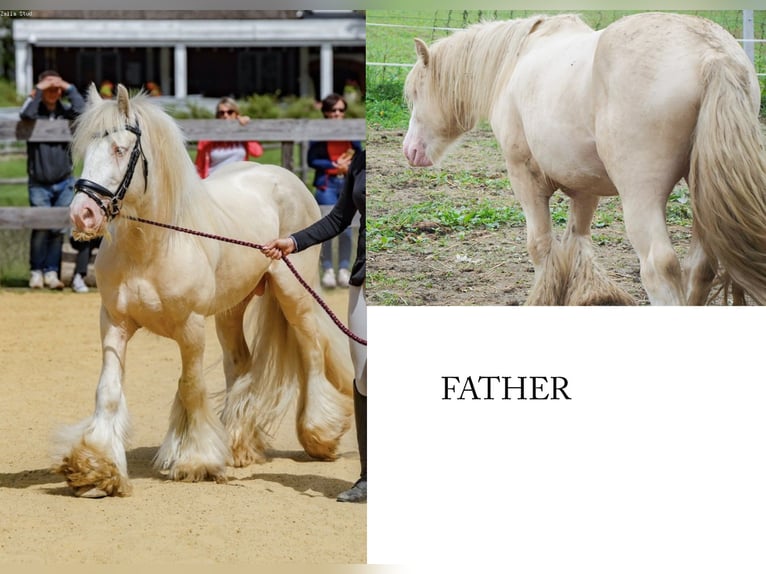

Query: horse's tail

[221,268,353,465]
[689,53,766,304]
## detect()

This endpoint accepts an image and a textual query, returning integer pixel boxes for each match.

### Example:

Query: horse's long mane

[406,14,589,132]
[72,90,210,230]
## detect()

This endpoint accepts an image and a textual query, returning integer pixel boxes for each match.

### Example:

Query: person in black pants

[262,149,367,503]
[69,235,101,293]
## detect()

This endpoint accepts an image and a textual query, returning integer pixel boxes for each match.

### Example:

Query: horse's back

[204,161,320,235]
[595,13,758,121]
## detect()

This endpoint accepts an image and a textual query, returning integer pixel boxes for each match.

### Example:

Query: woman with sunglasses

[307,93,362,289]
[195,97,264,179]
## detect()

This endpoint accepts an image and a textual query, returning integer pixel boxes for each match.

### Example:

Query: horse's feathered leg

[53,307,136,497]
[269,255,353,460]
[215,298,252,392]
[154,313,229,482]
[502,156,565,305]
[563,194,635,306]
[220,264,353,467]
[220,293,278,468]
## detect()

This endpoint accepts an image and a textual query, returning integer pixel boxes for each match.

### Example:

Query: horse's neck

[447,21,533,122]
[123,171,213,253]
[457,17,587,119]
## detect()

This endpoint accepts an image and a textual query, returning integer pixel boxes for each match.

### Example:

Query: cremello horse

[403,12,766,305]
[59,84,352,497]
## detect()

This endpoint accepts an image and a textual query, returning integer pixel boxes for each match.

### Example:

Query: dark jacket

[292,149,366,286]
[19,86,85,184]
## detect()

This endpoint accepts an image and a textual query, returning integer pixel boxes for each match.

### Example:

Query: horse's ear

[86,83,101,104]
[116,84,130,117]
[414,38,430,67]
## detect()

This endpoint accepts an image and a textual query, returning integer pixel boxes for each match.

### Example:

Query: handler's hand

[261,238,296,260]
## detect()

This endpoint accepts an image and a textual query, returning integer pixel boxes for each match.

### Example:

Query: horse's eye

[113,145,127,158]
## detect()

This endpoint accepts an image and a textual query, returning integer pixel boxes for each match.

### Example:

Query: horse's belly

[509,112,615,196]
[97,255,261,338]
[538,140,617,196]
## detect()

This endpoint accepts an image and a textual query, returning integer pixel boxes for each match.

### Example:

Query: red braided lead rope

[126,215,367,346]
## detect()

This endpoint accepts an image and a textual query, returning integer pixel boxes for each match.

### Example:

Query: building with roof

[12,10,365,101]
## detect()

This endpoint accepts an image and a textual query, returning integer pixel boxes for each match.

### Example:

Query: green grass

[368,197,526,252]
[0,154,28,206]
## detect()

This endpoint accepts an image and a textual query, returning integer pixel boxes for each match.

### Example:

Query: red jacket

[195,140,264,179]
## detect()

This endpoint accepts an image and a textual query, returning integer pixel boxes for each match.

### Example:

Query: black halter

[74,122,148,221]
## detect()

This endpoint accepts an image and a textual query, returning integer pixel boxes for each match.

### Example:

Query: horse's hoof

[167,463,227,484]
[75,486,108,499]
[300,431,340,461]
[230,445,267,468]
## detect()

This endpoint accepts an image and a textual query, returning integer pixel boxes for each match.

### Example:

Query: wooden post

[281,141,294,171]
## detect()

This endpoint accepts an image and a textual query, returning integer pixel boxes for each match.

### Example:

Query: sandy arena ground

[0,287,365,565]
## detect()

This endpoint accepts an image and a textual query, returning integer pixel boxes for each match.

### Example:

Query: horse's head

[403,37,476,168]
[70,83,148,239]
[402,39,439,167]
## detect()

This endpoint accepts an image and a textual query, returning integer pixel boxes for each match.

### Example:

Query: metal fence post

[743,10,755,64]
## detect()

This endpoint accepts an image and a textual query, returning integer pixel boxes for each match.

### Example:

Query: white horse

[59,84,352,497]
[403,12,766,305]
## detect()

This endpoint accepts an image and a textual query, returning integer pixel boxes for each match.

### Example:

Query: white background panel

[368,307,766,572]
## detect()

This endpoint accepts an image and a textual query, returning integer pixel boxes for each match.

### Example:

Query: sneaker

[29,270,43,289]
[337,268,351,288]
[71,273,89,293]
[43,270,65,290]
[321,268,337,289]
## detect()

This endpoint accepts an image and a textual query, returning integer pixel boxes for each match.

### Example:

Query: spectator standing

[307,93,362,289]
[195,97,264,179]
[20,70,85,290]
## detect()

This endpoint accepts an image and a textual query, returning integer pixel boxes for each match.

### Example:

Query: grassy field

[366,10,766,129]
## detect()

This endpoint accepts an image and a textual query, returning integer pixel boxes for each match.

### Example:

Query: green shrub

[240,93,282,119]
[0,78,21,106]
[164,100,215,119]
[281,95,323,119]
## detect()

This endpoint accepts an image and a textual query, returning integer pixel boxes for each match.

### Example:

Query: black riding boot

[337,381,367,502]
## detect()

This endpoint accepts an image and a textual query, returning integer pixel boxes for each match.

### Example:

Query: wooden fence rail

[1,117,365,170]
[0,117,365,230]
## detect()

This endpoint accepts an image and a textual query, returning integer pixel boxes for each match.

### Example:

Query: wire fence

[367,10,766,91]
